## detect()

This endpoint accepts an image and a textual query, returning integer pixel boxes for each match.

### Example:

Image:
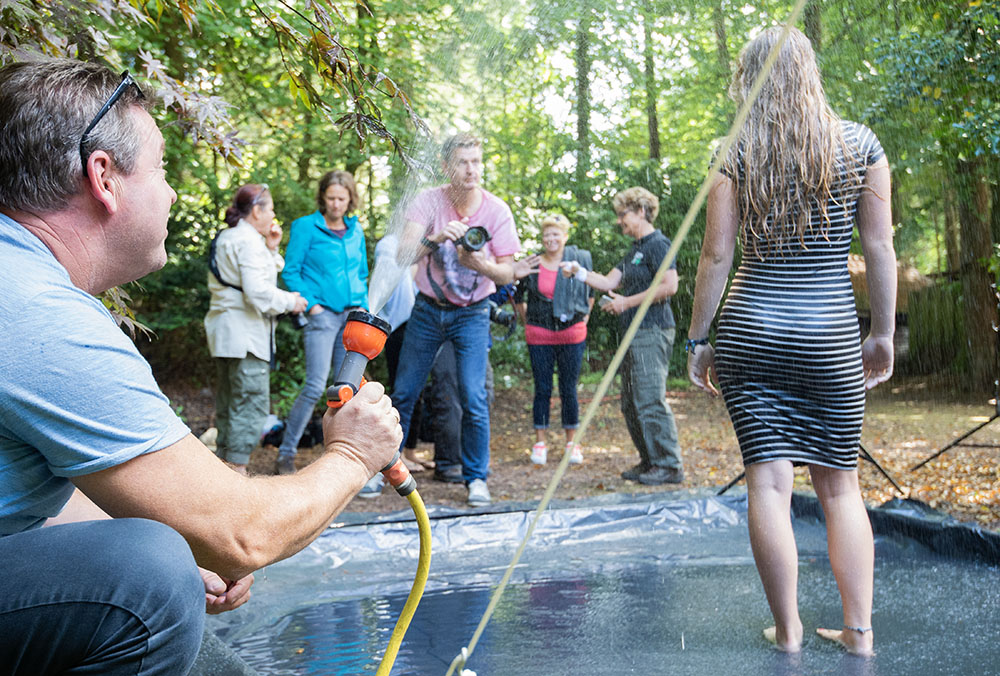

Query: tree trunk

[357,0,379,60]
[712,0,730,76]
[954,157,998,392]
[642,0,660,160]
[943,182,961,275]
[804,1,823,52]
[574,4,593,207]
[990,158,1000,248]
[297,109,313,186]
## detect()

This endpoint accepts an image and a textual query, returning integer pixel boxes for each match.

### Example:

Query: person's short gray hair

[612,186,660,223]
[0,59,150,213]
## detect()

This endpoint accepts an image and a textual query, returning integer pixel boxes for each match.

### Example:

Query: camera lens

[459,226,490,251]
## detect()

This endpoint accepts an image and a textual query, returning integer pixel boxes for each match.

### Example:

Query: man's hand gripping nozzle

[326,310,415,496]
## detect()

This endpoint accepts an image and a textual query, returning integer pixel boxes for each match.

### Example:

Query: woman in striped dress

[687,27,896,656]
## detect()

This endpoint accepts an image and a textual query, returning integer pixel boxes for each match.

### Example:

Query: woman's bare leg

[811,464,874,656]
[746,460,803,652]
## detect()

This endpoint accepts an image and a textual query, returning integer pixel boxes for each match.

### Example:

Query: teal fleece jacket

[281,211,369,312]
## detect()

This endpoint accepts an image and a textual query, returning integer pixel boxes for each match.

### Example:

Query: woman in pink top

[513,214,594,465]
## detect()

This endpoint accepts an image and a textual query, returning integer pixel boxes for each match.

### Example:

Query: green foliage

[271,321,308,418]
[8,0,998,392]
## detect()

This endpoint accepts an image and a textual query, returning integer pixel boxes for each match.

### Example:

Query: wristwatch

[685,337,709,353]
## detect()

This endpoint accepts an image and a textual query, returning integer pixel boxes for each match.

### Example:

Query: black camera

[488,300,515,328]
[286,313,309,330]
[456,226,491,251]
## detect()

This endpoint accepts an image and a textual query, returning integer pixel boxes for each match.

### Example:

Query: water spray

[325,309,431,675]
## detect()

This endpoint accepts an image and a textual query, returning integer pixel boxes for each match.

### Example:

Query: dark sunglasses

[250,183,270,206]
[79,70,145,178]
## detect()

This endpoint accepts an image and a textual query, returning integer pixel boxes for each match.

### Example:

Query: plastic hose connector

[380,451,417,496]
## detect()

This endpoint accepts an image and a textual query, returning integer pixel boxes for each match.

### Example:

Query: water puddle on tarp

[208,493,1000,676]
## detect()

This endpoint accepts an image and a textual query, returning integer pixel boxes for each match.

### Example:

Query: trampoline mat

[207,493,1000,676]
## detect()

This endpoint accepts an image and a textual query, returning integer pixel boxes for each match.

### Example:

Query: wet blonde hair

[724,26,857,260]
[540,213,571,234]
[612,187,659,223]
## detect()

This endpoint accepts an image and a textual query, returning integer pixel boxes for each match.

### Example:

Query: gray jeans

[279,307,349,457]
[620,326,682,469]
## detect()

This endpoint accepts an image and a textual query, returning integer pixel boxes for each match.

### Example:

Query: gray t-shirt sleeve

[2,286,190,478]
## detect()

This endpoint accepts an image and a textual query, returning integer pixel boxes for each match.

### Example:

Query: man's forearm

[73,434,375,581]
[481,260,515,286]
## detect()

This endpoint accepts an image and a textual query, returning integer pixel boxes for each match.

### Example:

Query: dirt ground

[169,376,1000,532]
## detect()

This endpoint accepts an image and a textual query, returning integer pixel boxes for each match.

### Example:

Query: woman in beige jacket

[205,184,306,473]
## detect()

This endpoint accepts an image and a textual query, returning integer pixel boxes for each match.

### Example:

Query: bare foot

[763,626,802,652]
[402,457,426,473]
[403,450,435,470]
[816,628,874,657]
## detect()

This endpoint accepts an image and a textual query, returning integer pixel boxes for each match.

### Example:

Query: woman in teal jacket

[275,170,369,474]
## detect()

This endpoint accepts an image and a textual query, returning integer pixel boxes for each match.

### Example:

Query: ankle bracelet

[844,625,873,634]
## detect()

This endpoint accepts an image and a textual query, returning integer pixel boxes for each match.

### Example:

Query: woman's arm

[689,173,738,339]
[560,261,622,293]
[857,158,896,390]
[281,219,316,308]
[688,173,738,395]
[239,237,301,315]
[603,268,678,315]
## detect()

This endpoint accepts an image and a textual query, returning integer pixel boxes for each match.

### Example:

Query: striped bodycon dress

[715,120,885,470]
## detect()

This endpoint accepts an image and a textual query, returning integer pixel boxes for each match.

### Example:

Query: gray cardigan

[552,245,593,321]
[516,245,593,329]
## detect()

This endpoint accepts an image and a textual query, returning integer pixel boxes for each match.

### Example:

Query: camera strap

[208,231,244,291]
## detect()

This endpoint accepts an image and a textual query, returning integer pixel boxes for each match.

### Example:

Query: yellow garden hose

[375,487,432,676]
[323,311,433,675]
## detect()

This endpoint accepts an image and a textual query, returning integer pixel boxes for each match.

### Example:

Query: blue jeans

[279,307,349,457]
[0,519,205,675]
[620,327,682,469]
[391,296,492,482]
[527,341,586,430]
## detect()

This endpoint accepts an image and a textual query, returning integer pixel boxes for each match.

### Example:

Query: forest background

[2,0,998,413]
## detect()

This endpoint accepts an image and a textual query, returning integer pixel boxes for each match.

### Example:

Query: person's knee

[130,521,205,665]
[810,465,861,501]
[534,381,553,399]
[298,377,327,402]
[80,520,204,672]
[747,461,794,495]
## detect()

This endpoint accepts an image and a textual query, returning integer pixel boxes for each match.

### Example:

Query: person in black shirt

[560,187,684,484]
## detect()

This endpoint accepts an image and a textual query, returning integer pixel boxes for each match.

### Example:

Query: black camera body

[286,313,309,330]
[456,226,491,251]
[488,300,515,328]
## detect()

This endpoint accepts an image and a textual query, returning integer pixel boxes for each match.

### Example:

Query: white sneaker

[358,474,383,499]
[530,442,547,465]
[467,479,491,507]
[566,442,583,465]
